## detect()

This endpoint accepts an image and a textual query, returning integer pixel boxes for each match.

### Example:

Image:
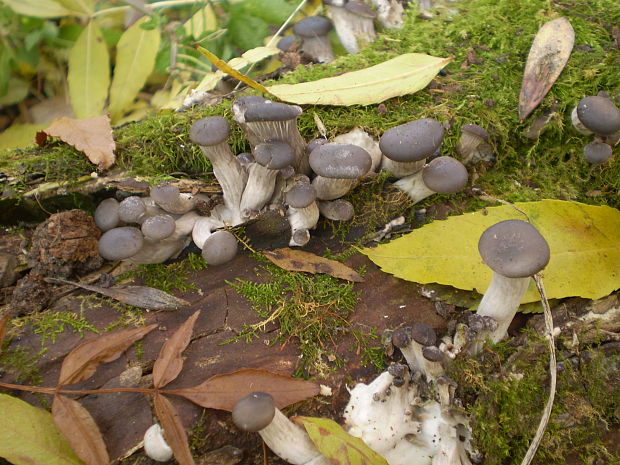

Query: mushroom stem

[381,156,426,178]
[240,163,279,217]
[393,170,435,203]
[288,202,320,246]
[311,176,357,200]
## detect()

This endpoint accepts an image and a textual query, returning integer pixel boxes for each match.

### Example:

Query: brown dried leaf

[59,324,157,386]
[52,395,110,465]
[173,368,320,411]
[153,311,200,388]
[39,115,116,169]
[263,248,363,282]
[518,17,574,120]
[0,314,9,352]
[154,393,195,465]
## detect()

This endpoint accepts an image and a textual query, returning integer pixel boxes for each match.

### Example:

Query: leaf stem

[0,381,155,396]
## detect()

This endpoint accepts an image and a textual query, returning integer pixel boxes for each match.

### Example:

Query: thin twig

[474,189,531,222]
[520,274,557,465]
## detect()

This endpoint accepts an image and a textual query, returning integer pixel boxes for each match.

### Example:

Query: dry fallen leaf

[154,393,195,465]
[263,248,363,282]
[39,115,116,169]
[153,311,200,389]
[52,395,110,465]
[58,324,157,386]
[0,315,9,352]
[518,17,574,120]
[173,368,320,411]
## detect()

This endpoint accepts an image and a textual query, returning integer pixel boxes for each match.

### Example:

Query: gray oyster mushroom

[94,197,120,232]
[318,198,355,221]
[328,0,377,54]
[583,141,613,165]
[201,230,238,266]
[456,124,493,164]
[285,179,319,246]
[98,227,144,261]
[293,16,335,63]
[571,95,620,136]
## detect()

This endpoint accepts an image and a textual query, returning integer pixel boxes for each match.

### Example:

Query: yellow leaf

[268,53,452,105]
[68,21,110,119]
[109,18,161,123]
[56,0,93,16]
[183,4,217,38]
[0,123,46,150]
[2,0,70,18]
[362,200,620,304]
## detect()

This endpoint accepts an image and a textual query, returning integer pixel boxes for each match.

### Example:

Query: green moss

[11,309,100,346]
[0,344,47,385]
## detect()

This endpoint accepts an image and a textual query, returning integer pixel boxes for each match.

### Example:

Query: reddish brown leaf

[0,314,9,352]
[263,248,364,282]
[41,115,116,169]
[153,311,200,388]
[172,368,320,411]
[518,17,574,120]
[52,395,110,465]
[59,324,157,386]
[153,393,195,465]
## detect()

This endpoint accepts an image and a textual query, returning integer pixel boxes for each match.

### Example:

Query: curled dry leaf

[518,17,574,120]
[38,115,116,170]
[172,368,320,411]
[153,311,201,389]
[58,324,157,386]
[47,277,189,311]
[263,248,364,282]
[154,393,195,465]
[52,395,110,465]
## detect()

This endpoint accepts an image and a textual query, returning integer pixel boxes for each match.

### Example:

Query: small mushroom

[328,0,377,54]
[285,179,320,246]
[380,118,445,177]
[94,198,120,232]
[333,127,383,172]
[318,199,355,221]
[201,230,238,266]
[571,95,620,136]
[392,323,437,373]
[117,196,147,224]
[583,141,613,165]
[141,214,176,240]
[293,16,335,63]
[277,34,299,52]
[150,184,197,215]
[393,156,468,204]
[309,143,372,200]
[456,124,493,164]
[476,220,550,343]
[421,345,445,380]
[232,392,330,465]
[143,424,173,462]
[98,227,144,261]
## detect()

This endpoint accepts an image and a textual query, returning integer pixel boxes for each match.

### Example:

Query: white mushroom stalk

[143,423,174,462]
[327,0,377,54]
[392,323,437,374]
[368,0,404,29]
[293,16,335,63]
[285,180,320,246]
[476,220,550,343]
[394,157,468,204]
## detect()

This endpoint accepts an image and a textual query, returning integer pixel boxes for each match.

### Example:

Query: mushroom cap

[201,230,238,265]
[141,214,176,240]
[277,35,298,52]
[345,1,376,18]
[422,345,444,362]
[243,102,302,122]
[98,227,144,261]
[232,392,276,432]
[254,141,295,170]
[478,219,550,278]
[286,183,317,208]
[293,16,332,37]
[422,156,468,194]
[318,199,355,221]
[150,184,179,204]
[576,96,620,135]
[391,327,412,348]
[309,143,372,179]
[461,124,489,141]
[379,119,445,162]
[190,116,230,146]
[306,138,328,154]
[410,322,437,346]
[94,198,120,232]
[583,141,613,164]
[118,196,147,224]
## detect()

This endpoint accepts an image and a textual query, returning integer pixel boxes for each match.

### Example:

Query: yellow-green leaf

[2,0,70,17]
[267,53,452,105]
[0,123,46,150]
[183,4,217,38]
[0,394,85,465]
[293,416,389,465]
[56,0,93,16]
[362,200,620,304]
[109,18,161,123]
[68,21,110,119]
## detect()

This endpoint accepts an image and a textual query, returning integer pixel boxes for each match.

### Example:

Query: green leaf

[0,123,46,150]
[228,12,269,51]
[241,0,295,24]
[183,3,217,39]
[108,17,161,123]
[2,0,70,18]
[362,200,620,304]
[267,53,452,105]
[0,394,85,465]
[68,21,110,119]
[294,416,389,465]
[55,0,94,16]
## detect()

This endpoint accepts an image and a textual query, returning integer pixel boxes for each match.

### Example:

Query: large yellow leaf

[183,4,217,38]
[108,18,161,123]
[2,0,70,18]
[362,200,620,303]
[56,0,93,16]
[68,21,110,119]
[267,53,452,105]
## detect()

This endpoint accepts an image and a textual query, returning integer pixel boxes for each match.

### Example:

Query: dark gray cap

[583,141,613,164]
[478,220,550,278]
[309,143,372,178]
[254,141,295,170]
[150,184,179,204]
[391,327,412,348]
[277,35,298,52]
[422,346,444,362]
[379,119,445,162]
[345,1,376,18]
[243,102,302,122]
[94,198,120,232]
[202,230,238,266]
[576,96,620,135]
[232,392,275,432]
[307,138,328,154]
[422,156,468,193]
[461,124,489,141]
[410,322,437,346]
[286,183,317,208]
[318,199,354,221]
[98,227,144,261]
[190,116,230,146]
[293,16,332,37]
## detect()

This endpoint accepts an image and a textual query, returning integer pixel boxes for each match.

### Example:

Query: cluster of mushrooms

[94,96,473,265]
[571,92,620,165]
